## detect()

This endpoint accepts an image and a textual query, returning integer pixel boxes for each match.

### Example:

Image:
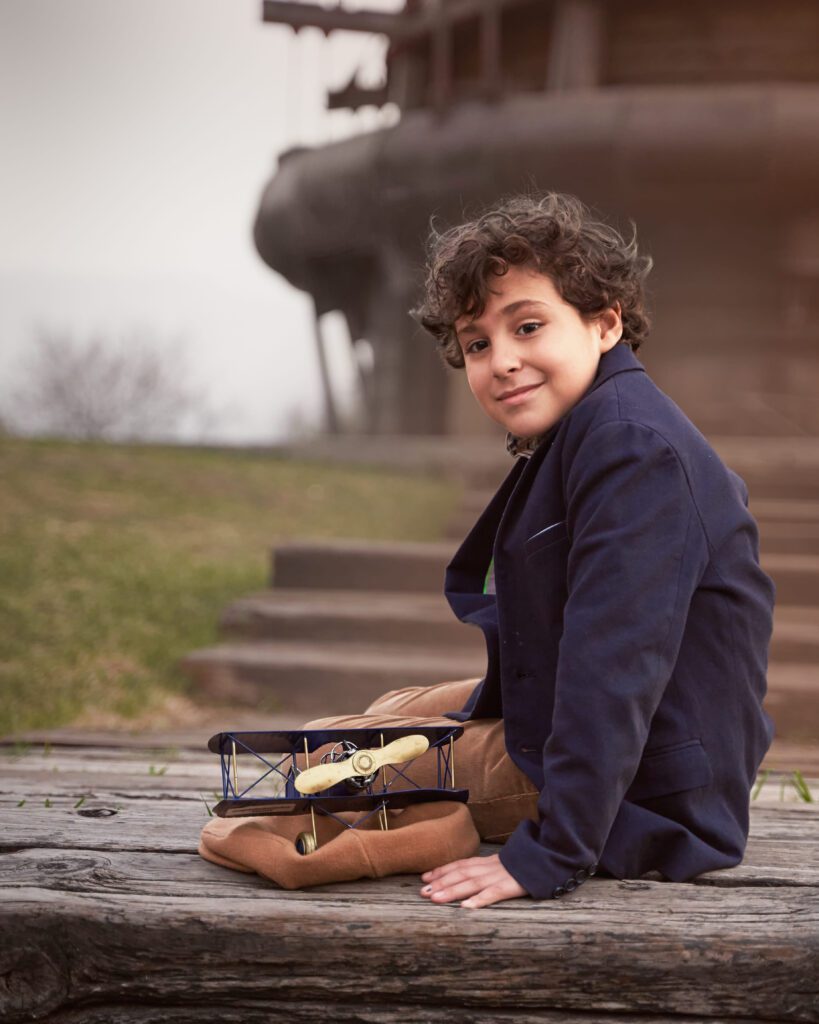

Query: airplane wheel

[295,831,317,856]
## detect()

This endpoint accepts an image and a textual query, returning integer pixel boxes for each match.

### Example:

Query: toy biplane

[207,726,467,855]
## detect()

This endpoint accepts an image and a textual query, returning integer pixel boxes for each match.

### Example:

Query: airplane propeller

[294,734,430,795]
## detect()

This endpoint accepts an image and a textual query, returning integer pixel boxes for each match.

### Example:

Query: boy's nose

[491,340,523,376]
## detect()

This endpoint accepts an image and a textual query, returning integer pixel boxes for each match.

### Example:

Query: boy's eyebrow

[456,299,551,339]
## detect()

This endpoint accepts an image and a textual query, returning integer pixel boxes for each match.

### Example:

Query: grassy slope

[0,438,460,735]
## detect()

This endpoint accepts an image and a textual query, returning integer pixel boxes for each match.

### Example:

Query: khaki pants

[305,678,539,843]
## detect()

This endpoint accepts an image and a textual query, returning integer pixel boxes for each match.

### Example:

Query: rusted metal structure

[255,1,819,437]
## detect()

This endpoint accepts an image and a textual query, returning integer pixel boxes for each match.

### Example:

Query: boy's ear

[598,302,623,352]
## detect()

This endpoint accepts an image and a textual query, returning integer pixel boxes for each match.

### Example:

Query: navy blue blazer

[444,342,776,899]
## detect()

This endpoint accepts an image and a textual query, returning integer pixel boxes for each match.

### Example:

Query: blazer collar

[586,341,646,396]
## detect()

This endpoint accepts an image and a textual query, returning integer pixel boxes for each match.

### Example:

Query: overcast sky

[0,0,402,442]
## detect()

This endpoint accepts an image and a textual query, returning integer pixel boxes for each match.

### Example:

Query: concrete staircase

[181,436,819,742]
[181,541,485,717]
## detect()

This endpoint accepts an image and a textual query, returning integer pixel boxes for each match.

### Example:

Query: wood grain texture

[1,741,818,1024]
[3,883,818,1022]
[2,792,816,859]
[28,1005,782,1024]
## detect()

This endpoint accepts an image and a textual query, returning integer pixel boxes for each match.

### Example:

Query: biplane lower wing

[214,787,470,819]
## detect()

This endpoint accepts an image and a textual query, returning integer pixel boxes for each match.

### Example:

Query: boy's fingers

[426,863,494,888]
[422,854,500,883]
[428,876,489,903]
[423,861,497,890]
[422,856,481,882]
[422,865,501,902]
[462,883,511,909]
[461,873,528,909]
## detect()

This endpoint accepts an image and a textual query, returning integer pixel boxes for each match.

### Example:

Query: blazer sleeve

[498,419,711,899]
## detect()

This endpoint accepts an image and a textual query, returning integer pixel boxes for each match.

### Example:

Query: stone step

[181,641,819,743]
[446,512,819,553]
[276,434,819,494]
[452,493,819,553]
[751,498,819,523]
[220,589,485,651]
[764,554,819,606]
[764,662,819,745]
[180,641,483,717]
[220,590,816,663]
[458,494,819,525]
[271,539,819,606]
[271,539,455,593]
[771,606,819,663]
[711,437,819,501]
[759,524,819,556]
[761,738,819,776]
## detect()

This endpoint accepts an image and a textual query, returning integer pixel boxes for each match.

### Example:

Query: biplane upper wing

[207,725,464,755]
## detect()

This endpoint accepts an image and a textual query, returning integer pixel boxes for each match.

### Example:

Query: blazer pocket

[523,519,569,560]
[626,739,713,802]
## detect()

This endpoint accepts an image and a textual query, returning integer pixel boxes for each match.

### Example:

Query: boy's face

[455,264,622,438]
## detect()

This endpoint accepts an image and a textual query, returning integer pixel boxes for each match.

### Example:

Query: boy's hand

[420,853,527,909]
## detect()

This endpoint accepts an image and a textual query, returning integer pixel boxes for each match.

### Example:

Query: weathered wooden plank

[6,743,819,778]
[31,1002,779,1024]
[0,748,217,771]
[2,736,817,1024]
[18,787,812,820]
[2,827,819,893]
[0,741,209,759]
[2,883,818,1023]
[0,718,302,751]
[0,787,218,805]
[0,801,206,854]
[0,768,218,793]
[0,747,270,796]
[1,793,817,861]
[4,730,819,781]
[3,741,818,812]
[17,786,814,817]
[3,747,818,802]
[746,804,819,834]
[3,794,814,860]
[1,843,818,907]
[693,836,819,886]
[0,849,276,897]
[0,774,217,797]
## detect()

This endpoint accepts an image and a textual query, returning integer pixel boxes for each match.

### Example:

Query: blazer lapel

[445,457,525,621]
[445,344,646,622]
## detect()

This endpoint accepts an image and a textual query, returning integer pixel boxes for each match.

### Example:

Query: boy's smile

[455,265,623,438]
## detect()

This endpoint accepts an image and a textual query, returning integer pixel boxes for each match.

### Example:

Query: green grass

[0,437,460,735]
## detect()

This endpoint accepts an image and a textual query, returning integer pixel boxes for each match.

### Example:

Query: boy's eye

[517,321,541,336]
[465,338,489,355]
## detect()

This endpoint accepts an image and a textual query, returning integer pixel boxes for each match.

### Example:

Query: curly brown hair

[414,192,653,369]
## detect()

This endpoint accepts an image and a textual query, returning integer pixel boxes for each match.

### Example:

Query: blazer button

[564,878,578,892]
[552,885,566,898]
[574,868,589,883]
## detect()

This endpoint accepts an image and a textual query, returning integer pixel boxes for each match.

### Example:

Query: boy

[302,191,775,908]
[406,191,776,908]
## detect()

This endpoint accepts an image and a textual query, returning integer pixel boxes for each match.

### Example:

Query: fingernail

[422,885,432,894]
